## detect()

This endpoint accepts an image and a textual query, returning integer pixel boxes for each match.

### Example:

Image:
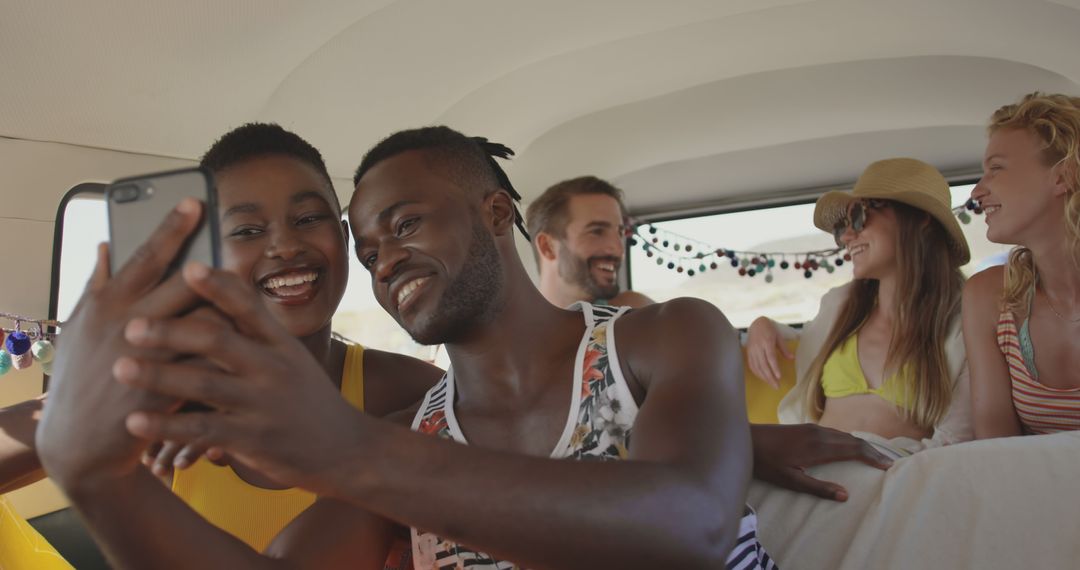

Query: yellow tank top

[820,335,913,410]
[171,343,365,552]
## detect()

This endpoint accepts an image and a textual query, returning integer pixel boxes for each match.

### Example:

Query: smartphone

[107,168,221,413]
[106,167,221,276]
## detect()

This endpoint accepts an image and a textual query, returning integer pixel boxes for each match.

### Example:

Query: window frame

[46,183,106,389]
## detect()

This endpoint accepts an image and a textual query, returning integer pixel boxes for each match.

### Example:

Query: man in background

[526,175,654,309]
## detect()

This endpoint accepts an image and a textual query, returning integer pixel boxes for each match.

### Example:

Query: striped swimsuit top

[409,302,775,570]
[996,289,1080,434]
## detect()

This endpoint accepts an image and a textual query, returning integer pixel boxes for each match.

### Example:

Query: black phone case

[105,167,221,276]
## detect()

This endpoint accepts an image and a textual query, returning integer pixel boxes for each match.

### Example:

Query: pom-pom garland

[631,200,982,281]
[0,313,61,373]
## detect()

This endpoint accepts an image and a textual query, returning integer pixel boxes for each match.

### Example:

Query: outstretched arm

[37,201,396,569]
[123,285,752,570]
[64,468,392,570]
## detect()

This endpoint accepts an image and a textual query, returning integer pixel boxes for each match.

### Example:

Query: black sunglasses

[832,199,889,246]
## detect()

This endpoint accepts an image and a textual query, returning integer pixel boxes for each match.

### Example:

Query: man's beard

[406,222,504,345]
[557,242,620,302]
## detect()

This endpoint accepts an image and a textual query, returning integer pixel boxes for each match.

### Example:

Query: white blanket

[748,431,1080,569]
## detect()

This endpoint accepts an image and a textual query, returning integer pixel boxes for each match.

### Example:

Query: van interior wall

[0,137,194,518]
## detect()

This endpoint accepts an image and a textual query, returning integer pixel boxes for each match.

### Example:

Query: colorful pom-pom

[0,350,10,376]
[5,331,30,356]
[32,340,54,363]
[5,332,32,370]
[40,359,53,376]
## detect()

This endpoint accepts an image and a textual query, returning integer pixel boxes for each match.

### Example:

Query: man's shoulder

[616,297,736,346]
[607,290,655,308]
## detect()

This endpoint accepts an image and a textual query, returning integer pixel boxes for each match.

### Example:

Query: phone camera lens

[112,184,140,203]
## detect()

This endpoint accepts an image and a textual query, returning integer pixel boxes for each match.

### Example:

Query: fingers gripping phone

[106,167,221,276]
[107,168,221,413]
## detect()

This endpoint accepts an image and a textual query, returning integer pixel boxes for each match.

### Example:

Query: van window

[628,183,1009,328]
[51,186,107,323]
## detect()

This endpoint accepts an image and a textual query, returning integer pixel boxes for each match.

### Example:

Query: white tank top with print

[409,302,775,570]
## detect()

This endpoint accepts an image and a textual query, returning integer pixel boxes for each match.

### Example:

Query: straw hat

[813,158,970,265]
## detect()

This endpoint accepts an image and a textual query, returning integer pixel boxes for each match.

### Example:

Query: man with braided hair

[39,126,775,569]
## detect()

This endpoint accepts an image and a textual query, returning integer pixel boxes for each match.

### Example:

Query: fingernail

[174,457,189,469]
[834,489,849,501]
[177,198,199,215]
[113,357,139,382]
[125,318,150,342]
[185,261,210,281]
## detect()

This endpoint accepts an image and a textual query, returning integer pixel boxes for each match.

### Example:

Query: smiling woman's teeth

[263,271,318,297]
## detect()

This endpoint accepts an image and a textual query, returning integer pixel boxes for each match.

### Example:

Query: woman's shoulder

[362,348,443,382]
[963,265,1005,308]
[822,282,853,302]
[813,283,853,320]
[361,348,444,418]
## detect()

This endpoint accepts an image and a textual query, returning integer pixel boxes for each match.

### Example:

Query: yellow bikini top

[171,343,364,552]
[820,334,913,410]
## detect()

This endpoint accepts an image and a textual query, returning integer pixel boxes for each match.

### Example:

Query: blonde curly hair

[988,92,1080,311]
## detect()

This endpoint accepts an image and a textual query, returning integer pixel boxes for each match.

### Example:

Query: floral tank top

[409,302,775,570]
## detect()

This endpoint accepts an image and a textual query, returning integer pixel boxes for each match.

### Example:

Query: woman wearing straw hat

[964,92,1080,438]
[746,158,973,454]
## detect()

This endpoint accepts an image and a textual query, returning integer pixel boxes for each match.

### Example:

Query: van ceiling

[2,0,1079,213]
